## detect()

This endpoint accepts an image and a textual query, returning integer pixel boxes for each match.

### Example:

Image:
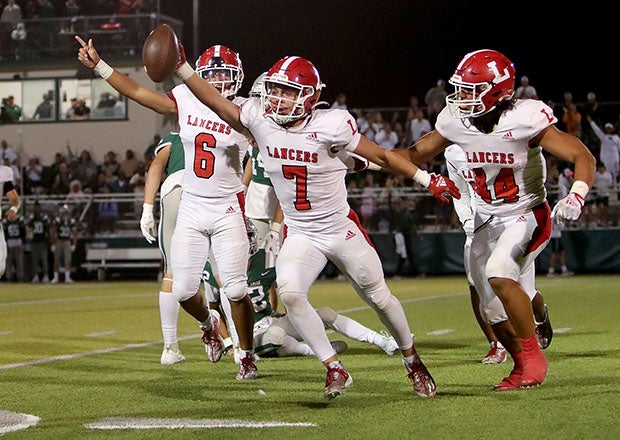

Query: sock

[159,291,180,346]
[561,265,568,273]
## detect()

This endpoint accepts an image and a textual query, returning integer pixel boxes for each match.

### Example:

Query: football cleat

[482,341,507,364]
[404,355,436,398]
[493,364,523,391]
[330,340,348,354]
[535,304,553,350]
[160,345,186,365]
[236,354,258,380]
[200,310,224,363]
[518,336,548,388]
[376,331,399,356]
[324,361,353,400]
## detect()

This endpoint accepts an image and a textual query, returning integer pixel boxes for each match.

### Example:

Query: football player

[175,44,460,399]
[0,164,20,278]
[395,49,595,390]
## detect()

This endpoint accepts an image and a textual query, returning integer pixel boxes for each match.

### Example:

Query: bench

[82,245,162,281]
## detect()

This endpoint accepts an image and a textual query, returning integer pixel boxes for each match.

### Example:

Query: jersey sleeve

[329,109,362,153]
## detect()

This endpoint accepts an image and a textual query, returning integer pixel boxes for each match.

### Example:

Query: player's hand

[176,40,187,70]
[428,173,461,203]
[140,211,157,243]
[50,244,56,253]
[262,230,280,261]
[75,35,100,67]
[551,192,584,223]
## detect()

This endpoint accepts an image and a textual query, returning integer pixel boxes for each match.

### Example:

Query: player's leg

[211,205,257,379]
[332,212,435,397]
[316,306,398,355]
[158,186,184,364]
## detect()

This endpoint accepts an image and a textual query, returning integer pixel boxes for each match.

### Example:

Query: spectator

[330,92,347,110]
[96,184,119,233]
[119,148,141,182]
[515,75,538,99]
[0,139,18,167]
[374,121,399,150]
[74,149,98,184]
[592,163,613,226]
[128,163,146,217]
[51,162,71,195]
[65,97,78,119]
[424,79,447,125]
[62,0,81,17]
[562,103,582,137]
[99,150,120,176]
[73,98,91,119]
[24,156,44,194]
[407,108,432,145]
[35,0,56,49]
[364,111,384,142]
[26,200,51,283]
[1,95,22,123]
[0,0,22,58]
[587,115,620,183]
[32,94,54,120]
[404,95,421,130]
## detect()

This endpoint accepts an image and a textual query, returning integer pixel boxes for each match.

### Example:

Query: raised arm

[75,36,175,116]
[175,48,250,138]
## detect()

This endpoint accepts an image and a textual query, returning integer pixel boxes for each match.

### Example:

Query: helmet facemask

[261,76,317,125]
[446,78,494,119]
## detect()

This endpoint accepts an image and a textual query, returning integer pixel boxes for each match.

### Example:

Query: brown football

[142,24,179,83]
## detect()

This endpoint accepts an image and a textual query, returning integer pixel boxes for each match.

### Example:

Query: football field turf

[1,274,618,439]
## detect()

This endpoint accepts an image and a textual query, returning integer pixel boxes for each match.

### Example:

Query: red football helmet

[195,45,244,98]
[446,49,515,118]
[261,56,325,125]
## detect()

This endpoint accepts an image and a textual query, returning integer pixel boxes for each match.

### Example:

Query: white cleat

[160,345,186,365]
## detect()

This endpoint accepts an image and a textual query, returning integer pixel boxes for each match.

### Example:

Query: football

[142,24,179,83]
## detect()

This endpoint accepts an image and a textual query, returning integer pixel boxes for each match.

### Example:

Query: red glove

[428,173,461,203]
[176,40,187,70]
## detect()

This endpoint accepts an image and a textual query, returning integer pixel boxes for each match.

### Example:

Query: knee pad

[316,307,337,327]
[361,279,391,310]
[223,281,247,302]
[481,296,509,325]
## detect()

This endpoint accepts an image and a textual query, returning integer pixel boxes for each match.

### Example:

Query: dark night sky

[161,0,616,108]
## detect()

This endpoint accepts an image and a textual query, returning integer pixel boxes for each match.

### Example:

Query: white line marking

[0,334,199,370]
[86,331,117,338]
[0,331,12,335]
[427,329,454,336]
[554,327,572,334]
[84,417,317,430]
[0,410,40,434]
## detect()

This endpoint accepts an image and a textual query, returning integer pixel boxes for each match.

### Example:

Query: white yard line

[84,417,317,430]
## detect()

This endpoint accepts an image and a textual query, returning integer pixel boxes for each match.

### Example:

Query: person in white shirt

[175,44,461,400]
[515,75,538,99]
[587,116,620,183]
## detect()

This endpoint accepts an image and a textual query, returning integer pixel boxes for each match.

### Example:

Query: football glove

[140,204,157,243]
[175,40,187,69]
[551,192,584,223]
[262,230,280,261]
[428,173,461,203]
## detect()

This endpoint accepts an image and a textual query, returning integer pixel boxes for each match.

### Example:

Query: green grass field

[1,274,619,439]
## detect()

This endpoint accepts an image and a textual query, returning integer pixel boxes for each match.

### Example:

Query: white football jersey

[436,99,551,216]
[239,99,361,232]
[170,85,248,198]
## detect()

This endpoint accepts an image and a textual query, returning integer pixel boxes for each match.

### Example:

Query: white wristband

[142,203,153,214]
[9,206,18,213]
[176,62,195,81]
[270,221,282,233]
[570,180,589,199]
[94,59,114,80]
[412,169,431,188]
